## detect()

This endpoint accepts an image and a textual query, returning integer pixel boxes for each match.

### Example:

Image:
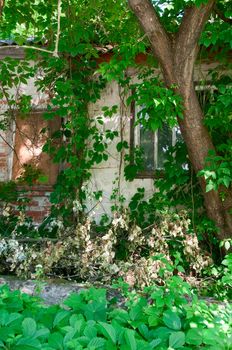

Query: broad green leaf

[129,305,143,321]
[35,327,50,339]
[0,326,15,341]
[138,324,149,340]
[109,309,129,325]
[186,328,203,346]
[16,337,41,349]
[124,329,137,350]
[63,328,76,345]
[48,332,64,349]
[202,329,223,346]
[98,322,117,344]
[169,331,185,348]
[148,314,159,327]
[53,310,70,327]
[6,313,22,326]
[0,310,9,326]
[22,318,37,337]
[149,338,162,348]
[88,337,106,348]
[206,181,216,192]
[153,326,172,341]
[84,324,98,338]
[163,311,181,330]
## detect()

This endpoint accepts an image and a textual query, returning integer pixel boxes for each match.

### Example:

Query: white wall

[87,80,154,221]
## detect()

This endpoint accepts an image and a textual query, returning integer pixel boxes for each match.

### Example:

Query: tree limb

[175,0,215,64]
[0,0,4,17]
[128,0,174,78]
[54,0,61,57]
[0,45,55,55]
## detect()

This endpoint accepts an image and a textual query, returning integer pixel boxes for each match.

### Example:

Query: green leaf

[163,311,181,330]
[124,329,137,350]
[63,328,76,345]
[149,338,162,348]
[48,332,64,349]
[22,318,37,337]
[98,322,117,344]
[0,310,9,326]
[84,325,98,339]
[206,180,216,192]
[35,327,50,339]
[16,337,41,349]
[5,312,22,326]
[53,310,69,327]
[88,337,106,348]
[129,305,143,321]
[186,328,203,346]
[169,331,185,348]
[222,176,231,188]
[202,329,223,346]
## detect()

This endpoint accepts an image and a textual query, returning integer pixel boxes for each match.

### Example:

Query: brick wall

[16,185,53,223]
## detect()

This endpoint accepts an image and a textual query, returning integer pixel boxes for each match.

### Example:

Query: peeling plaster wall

[87,80,154,221]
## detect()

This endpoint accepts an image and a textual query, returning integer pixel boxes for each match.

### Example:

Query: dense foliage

[0,279,231,350]
[0,3,231,348]
[0,0,231,310]
[0,0,230,227]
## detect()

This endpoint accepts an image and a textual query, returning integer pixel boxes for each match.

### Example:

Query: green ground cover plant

[0,276,231,350]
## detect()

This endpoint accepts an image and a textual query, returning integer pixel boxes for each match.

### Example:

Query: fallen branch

[3,237,58,243]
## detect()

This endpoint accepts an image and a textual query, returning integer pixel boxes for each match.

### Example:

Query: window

[130,84,213,178]
[130,103,182,177]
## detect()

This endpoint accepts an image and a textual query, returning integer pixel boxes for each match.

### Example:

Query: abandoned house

[0,44,219,222]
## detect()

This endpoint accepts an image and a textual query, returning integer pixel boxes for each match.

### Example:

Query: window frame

[129,82,216,179]
[130,100,179,179]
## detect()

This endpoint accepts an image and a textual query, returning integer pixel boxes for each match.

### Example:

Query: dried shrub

[0,210,212,287]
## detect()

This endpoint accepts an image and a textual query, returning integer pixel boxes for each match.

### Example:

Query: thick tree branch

[128,0,174,79]
[175,0,215,65]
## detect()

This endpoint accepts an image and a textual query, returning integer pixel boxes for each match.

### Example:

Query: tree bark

[128,0,232,240]
[0,0,4,17]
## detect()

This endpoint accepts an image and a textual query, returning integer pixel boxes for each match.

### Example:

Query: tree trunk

[161,64,232,240]
[128,0,232,240]
[176,80,232,240]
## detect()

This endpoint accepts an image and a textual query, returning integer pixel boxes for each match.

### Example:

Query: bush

[0,277,231,350]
